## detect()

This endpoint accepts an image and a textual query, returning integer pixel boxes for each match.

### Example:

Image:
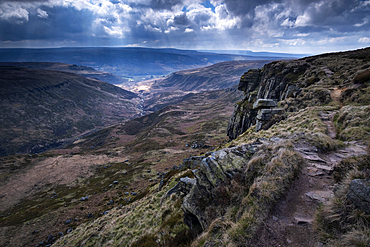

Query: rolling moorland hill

[0,47,369,247]
[0,66,141,157]
[131,60,273,113]
[0,47,299,79]
[0,62,129,86]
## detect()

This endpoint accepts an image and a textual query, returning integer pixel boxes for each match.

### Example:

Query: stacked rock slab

[253,99,285,132]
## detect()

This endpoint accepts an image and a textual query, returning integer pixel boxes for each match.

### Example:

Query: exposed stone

[305,191,333,203]
[183,156,204,169]
[255,107,285,132]
[238,69,261,93]
[163,176,196,200]
[80,196,88,201]
[285,85,301,98]
[253,99,278,109]
[347,179,370,214]
[87,213,95,219]
[182,143,260,232]
[227,60,310,140]
[65,218,72,224]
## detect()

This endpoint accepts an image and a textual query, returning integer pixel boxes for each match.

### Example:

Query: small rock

[87,213,94,219]
[32,230,39,235]
[272,216,278,221]
[65,218,72,224]
[159,179,164,191]
[107,200,114,205]
[131,192,137,196]
[66,228,73,234]
[57,232,64,237]
[113,180,118,184]
[46,234,55,244]
[80,196,88,201]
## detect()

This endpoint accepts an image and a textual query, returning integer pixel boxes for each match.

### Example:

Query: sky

[0,0,370,54]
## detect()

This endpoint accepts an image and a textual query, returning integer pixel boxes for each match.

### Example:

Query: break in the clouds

[0,0,369,53]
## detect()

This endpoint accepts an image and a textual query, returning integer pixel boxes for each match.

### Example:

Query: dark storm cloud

[173,13,191,26]
[222,0,280,16]
[149,0,183,9]
[0,0,369,52]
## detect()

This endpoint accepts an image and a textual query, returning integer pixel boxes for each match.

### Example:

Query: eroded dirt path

[251,110,368,246]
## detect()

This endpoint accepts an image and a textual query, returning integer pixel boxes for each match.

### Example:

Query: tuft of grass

[334,105,370,144]
[131,235,159,247]
[314,154,370,246]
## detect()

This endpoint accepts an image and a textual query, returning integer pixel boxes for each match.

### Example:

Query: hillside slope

[0,86,243,247]
[151,60,272,92]
[0,62,129,85]
[132,60,272,112]
[0,66,140,156]
[49,47,370,247]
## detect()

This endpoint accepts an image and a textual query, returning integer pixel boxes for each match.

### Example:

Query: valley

[0,47,369,247]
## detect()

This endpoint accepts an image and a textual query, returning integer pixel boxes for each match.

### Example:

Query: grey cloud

[173,13,191,26]
[0,6,94,41]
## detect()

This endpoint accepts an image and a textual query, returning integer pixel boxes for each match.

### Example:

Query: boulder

[255,108,285,132]
[182,143,259,231]
[253,99,277,109]
[347,179,370,214]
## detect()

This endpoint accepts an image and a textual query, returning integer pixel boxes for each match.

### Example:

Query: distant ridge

[0,66,140,156]
[0,47,295,78]
[198,49,307,58]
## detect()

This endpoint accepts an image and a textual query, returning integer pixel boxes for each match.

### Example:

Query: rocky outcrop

[347,179,370,214]
[253,99,285,132]
[227,60,309,139]
[181,143,260,232]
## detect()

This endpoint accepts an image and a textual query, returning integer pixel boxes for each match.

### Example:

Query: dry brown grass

[315,155,370,247]
[334,105,370,145]
[52,170,193,247]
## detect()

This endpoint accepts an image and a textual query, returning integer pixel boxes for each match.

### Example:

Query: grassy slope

[0,87,243,247]
[0,66,140,156]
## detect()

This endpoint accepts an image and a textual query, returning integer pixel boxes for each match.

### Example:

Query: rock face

[181,143,260,232]
[253,99,285,132]
[347,179,370,214]
[227,60,309,139]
